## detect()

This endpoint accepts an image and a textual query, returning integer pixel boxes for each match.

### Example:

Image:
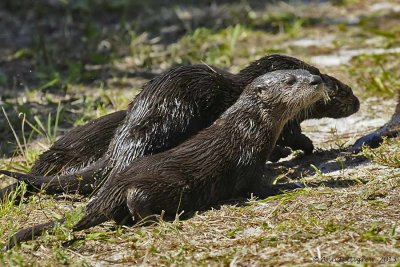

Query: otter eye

[286,75,297,85]
[338,86,351,97]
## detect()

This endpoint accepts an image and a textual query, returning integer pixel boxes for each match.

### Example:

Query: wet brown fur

[30,110,126,176]
[0,54,360,198]
[4,69,327,250]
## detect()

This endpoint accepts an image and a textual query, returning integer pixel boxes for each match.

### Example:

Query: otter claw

[352,131,383,153]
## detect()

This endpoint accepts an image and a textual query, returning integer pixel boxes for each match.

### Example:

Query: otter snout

[310,75,322,86]
[353,96,360,112]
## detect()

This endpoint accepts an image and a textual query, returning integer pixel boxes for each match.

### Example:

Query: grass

[362,138,400,168]
[1,0,400,265]
[348,53,400,97]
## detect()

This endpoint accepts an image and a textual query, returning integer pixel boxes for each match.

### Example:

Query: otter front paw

[269,146,292,162]
[290,134,314,154]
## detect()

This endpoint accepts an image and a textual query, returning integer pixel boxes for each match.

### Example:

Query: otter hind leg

[72,211,108,232]
[126,188,159,226]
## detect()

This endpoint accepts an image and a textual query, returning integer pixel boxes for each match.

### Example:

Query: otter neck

[218,94,291,164]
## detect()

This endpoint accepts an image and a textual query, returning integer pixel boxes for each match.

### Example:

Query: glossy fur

[0,54,359,198]
[30,110,126,176]
[4,69,327,249]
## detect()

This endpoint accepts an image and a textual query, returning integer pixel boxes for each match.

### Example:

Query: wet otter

[4,69,328,249]
[0,54,359,198]
[0,110,126,199]
[30,110,127,176]
[352,92,400,150]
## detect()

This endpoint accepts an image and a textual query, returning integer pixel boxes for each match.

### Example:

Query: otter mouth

[311,83,330,104]
[289,83,330,122]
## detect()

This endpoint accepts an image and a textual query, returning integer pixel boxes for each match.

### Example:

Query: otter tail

[3,219,65,251]
[2,212,109,251]
[2,172,129,250]
[0,157,109,197]
[3,208,111,250]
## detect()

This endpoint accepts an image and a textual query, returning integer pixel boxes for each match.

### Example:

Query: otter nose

[310,75,322,86]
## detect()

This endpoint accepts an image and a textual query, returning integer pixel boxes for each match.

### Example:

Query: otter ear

[255,85,263,94]
[285,75,297,86]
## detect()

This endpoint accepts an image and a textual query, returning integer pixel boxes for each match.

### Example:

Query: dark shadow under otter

[263,147,371,182]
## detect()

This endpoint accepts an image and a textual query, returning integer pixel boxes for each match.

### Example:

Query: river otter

[352,93,400,150]
[4,69,328,249]
[0,54,359,198]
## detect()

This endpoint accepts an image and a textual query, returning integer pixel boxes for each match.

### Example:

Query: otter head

[310,74,360,118]
[239,54,360,120]
[238,54,321,84]
[247,69,328,122]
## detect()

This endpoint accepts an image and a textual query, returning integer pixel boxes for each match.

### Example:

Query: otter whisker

[322,88,331,104]
[201,60,218,73]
